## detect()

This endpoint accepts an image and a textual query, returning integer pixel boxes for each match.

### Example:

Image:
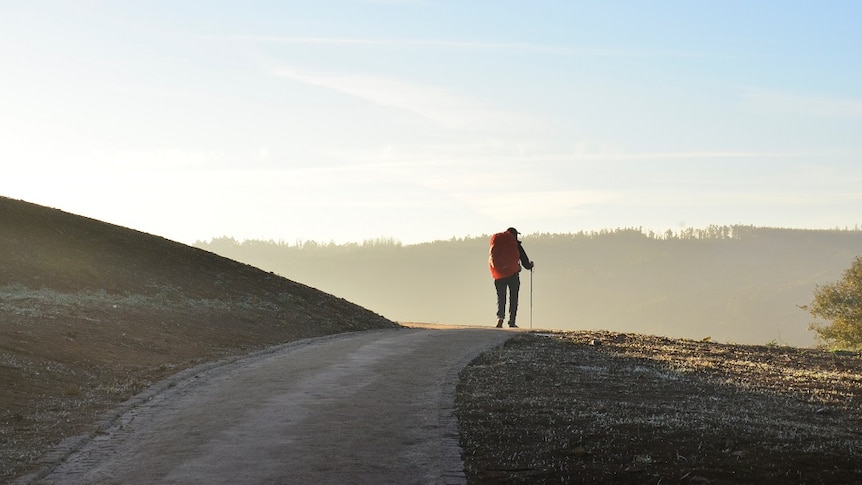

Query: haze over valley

[197,225,862,348]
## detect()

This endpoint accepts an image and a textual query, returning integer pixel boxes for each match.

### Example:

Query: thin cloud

[745,89,862,118]
[537,151,801,161]
[328,138,801,166]
[352,0,428,5]
[273,67,539,131]
[226,35,694,57]
[371,150,803,165]
[613,188,862,208]
[467,190,619,221]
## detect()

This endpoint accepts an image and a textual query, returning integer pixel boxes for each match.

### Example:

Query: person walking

[488,227,534,328]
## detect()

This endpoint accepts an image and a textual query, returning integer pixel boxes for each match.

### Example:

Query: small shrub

[805,256,862,349]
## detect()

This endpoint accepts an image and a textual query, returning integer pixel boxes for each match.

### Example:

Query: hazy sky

[3,1,862,244]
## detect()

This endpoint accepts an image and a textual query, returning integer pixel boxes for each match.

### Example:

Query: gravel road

[30,326,513,485]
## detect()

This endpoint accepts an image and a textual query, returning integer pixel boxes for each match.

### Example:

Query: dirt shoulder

[456,331,862,484]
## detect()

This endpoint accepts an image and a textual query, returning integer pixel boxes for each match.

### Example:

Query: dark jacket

[517,241,533,271]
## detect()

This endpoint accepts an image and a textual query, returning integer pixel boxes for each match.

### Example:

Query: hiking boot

[495,318,504,328]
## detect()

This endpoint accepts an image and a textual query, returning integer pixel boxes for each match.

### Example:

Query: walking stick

[530,267,534,329]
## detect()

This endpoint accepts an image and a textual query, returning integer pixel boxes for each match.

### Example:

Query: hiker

[488,227,534,328]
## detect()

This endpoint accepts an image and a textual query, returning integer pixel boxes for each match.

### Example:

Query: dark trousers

[494,273,521,323]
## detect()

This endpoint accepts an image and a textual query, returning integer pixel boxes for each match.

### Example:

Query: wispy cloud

[352,0,428,5]
[225,35,694,57]
[273,67,539,131]
[466,190,619,221]
[530,151,801,162]
[745,89,862,118]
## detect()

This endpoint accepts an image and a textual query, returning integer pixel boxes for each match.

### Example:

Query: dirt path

[30,327,513,485]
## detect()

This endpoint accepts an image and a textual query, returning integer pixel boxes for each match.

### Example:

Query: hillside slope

[0,196,397,482]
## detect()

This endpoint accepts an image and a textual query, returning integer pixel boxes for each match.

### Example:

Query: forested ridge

[196,225,862,347]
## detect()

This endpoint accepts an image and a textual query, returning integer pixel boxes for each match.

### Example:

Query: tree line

[196,225,862,348]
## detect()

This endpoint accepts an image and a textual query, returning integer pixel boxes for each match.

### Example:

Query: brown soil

[456,331,862,484]
[0,197,398,482]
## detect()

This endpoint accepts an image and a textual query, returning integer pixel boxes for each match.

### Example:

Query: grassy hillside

[196,227,862,347]
[0,196,397,482]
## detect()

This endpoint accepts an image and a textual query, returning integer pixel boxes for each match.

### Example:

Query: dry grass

[0,284,396,483]
[456,331,862,484]
[0,197,398,483]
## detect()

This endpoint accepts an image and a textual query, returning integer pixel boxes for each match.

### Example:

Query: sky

[2,1,862,245]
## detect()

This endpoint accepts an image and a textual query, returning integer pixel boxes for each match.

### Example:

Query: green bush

[805,256,862,349]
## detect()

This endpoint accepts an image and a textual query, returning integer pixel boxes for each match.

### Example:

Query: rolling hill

[196,227,862,347]
[0,196,397,482]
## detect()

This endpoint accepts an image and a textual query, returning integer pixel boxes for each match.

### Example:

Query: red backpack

[489,231,520,279]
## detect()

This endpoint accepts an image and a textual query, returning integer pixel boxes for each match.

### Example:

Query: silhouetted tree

[805,256,862,349]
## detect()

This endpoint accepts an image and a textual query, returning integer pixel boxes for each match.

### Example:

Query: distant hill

[196,226,862,347]
[0,196,396,482]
